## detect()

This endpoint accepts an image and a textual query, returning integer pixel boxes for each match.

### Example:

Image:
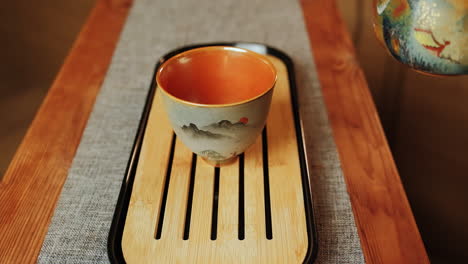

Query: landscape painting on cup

[374,0,468,75]
[180,117,251,161]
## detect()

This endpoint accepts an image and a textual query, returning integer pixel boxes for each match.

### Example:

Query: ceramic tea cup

[156,46,277,166]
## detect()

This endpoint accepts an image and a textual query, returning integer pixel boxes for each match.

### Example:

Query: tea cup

[156,46,277,165]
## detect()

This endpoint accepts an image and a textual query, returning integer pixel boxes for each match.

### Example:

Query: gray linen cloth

[38,0,365,263]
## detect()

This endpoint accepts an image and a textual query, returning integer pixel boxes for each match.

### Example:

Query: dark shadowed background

[0,0,95,175]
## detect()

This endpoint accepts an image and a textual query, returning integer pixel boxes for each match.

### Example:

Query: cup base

[201,156,238,167]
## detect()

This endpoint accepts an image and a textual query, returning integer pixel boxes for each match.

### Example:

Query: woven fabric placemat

[38,0,365,263]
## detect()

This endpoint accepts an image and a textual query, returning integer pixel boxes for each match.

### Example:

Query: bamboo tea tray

[108,43,317,263]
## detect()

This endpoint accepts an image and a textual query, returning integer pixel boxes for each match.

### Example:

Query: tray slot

[238,154,245,240]
[211,167,220,240]
[183,153,197,240]
[262,128,273,239]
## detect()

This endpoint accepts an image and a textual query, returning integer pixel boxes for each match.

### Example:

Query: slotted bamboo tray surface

[109,44,316,264]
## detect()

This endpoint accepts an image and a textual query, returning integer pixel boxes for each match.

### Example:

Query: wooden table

[0,0,429,263]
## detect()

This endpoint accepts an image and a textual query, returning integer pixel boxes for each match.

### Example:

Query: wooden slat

[122,90,174,262]
[266,56,308,263]
[243,138,268,262]
[188,157,215,262]
[214,159,241,261]
[190,157,215,241]
[300,0,430,263]
[244,137,266,241]
[160,139,192,240]
[218,160,239,241]
[0,0,132,263]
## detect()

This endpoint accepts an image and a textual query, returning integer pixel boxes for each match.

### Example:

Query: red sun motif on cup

[239,117,249,124]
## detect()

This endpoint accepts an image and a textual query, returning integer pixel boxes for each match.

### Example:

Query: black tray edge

[107,42,319,264]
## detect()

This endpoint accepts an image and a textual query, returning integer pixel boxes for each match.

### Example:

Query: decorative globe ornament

[373,0,468,75]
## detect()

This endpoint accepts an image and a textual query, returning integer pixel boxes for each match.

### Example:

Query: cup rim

[155,46,277,108]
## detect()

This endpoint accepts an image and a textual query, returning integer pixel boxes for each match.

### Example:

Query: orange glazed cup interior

[156,46,277,106]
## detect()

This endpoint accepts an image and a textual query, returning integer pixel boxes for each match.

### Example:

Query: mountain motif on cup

[180,117,250,141]
[180,123,231,139]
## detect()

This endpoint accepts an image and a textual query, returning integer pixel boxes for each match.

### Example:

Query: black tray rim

[108,42,319,264]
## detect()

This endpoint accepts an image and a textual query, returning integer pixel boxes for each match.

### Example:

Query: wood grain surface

[122,56,309,263]
[0,0,132,263]
[300,0,429,263]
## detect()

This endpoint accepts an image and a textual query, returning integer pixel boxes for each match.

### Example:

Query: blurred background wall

[0,0,467,263]
[0,0,95,175]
